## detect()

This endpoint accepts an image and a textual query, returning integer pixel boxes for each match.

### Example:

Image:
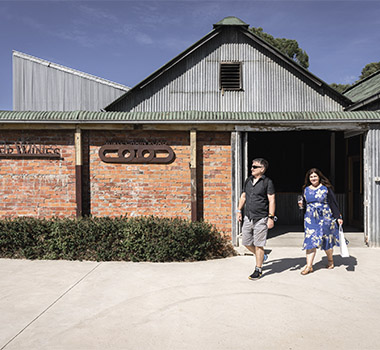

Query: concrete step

[234,225,366,255]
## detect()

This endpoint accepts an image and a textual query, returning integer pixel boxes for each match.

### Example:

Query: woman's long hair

[302,168,334,191]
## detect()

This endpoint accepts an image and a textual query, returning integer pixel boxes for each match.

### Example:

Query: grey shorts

[241,216,268,247]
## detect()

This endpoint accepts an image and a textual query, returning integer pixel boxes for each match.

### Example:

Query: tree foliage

[248,25,380,96]
[330,61,380,93]
[359,61,380,80]
[249,26,309,69]
[329,83,352,94]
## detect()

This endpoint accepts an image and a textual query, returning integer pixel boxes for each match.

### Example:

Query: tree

[330,61,380,93]
[359,61,380,80]
[249,27,309,69]
[330,83,351,94]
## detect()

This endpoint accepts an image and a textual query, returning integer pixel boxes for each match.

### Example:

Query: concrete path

[1,229,380,350]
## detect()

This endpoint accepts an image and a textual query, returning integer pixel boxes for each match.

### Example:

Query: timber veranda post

[75,127,83,218]
[190,129,197,222]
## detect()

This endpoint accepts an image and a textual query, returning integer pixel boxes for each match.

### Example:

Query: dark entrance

[246,131,363,229]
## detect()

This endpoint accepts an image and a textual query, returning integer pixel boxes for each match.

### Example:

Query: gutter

[345,93,380,111]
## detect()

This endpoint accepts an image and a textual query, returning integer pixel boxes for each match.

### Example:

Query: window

[220,62,242,90]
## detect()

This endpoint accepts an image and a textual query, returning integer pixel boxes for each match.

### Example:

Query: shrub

[0,216,235,262]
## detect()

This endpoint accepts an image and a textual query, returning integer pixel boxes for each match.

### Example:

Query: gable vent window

[220,62,242,91]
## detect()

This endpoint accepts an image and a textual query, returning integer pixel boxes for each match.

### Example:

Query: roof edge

[106,22,352,110]
[104,29,220,110]
[13,51,130,91]
[344,69,380,94]
[240,30,352,106]
[1,110,380,124]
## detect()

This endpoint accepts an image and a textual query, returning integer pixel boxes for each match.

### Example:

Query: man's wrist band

[268,215,278,222]
[236,210,241,213]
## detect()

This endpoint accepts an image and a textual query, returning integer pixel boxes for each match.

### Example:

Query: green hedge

[0,216,236,262]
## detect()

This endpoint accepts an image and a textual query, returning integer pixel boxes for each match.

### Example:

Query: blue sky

[1,0,379,110]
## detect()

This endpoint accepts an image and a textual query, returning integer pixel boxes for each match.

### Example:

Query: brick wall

[0,130,76,217]
[87,130,192,219]
[87,130,232,236]
[198,132,232,236]
[0,129,233,238]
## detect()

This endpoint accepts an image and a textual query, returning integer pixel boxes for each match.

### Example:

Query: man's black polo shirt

[242,175,275,221]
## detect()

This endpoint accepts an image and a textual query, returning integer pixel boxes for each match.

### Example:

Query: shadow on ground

[262,254,358,278]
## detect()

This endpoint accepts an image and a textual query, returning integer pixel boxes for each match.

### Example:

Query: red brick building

[3,17,380,246]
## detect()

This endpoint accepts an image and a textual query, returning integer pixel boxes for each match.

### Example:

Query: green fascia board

[1,110,380,123]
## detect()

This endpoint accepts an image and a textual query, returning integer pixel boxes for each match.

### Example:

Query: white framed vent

[220,62,242,90]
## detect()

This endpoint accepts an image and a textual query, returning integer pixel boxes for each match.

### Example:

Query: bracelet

[236,210,241,213]
[268,215,278,222]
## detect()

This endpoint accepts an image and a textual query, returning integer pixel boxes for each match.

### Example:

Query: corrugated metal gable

[13,51,130,112]
[106,25,349,113]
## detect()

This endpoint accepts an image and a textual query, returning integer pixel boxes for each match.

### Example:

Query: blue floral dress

[303,185,340,250]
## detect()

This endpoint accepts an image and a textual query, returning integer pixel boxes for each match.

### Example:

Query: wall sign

[0,142,61,158]
[99,143,175,164]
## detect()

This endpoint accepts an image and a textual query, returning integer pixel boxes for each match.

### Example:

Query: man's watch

[268,215,278,222]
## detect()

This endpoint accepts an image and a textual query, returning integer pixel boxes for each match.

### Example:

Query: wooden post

[75,127,83,218]
[243,132,248,179]
[190,130,197,222]
[231,131,242,246]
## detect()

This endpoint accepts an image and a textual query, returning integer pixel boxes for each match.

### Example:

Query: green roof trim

[1,110,379,123]
[0,111,80,121]
[213,16,249,28]
[344,70,380,104]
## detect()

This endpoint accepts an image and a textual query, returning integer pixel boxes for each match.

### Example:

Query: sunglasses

[251,165,263,169]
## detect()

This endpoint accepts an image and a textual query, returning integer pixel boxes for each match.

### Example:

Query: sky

[1,0,380,110]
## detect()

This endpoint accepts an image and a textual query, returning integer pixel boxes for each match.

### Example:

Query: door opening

[244,130,362,229]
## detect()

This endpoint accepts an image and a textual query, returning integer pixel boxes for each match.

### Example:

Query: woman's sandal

[326,259,334,269]
[301,266,313,275]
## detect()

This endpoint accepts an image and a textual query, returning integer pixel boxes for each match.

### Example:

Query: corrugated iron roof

[13,51,130,91]
[0,110,379,123]
[105,18,351,111]
[344,70,380,103]
[0,111,80,121]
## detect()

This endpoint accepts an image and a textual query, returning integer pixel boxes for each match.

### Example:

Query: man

[237,158,276,280]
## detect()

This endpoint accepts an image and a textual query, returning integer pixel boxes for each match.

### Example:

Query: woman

[298,168,343,275]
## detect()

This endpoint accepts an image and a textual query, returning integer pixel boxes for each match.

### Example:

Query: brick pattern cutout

[0,131,76,217]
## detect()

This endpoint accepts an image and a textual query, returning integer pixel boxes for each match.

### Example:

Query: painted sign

[0,142,61,158]
[99,143,175,164]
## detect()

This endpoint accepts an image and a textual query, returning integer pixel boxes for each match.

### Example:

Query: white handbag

[339,224,349,258]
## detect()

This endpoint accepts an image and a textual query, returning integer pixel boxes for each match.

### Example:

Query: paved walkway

[1,228,380,350]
